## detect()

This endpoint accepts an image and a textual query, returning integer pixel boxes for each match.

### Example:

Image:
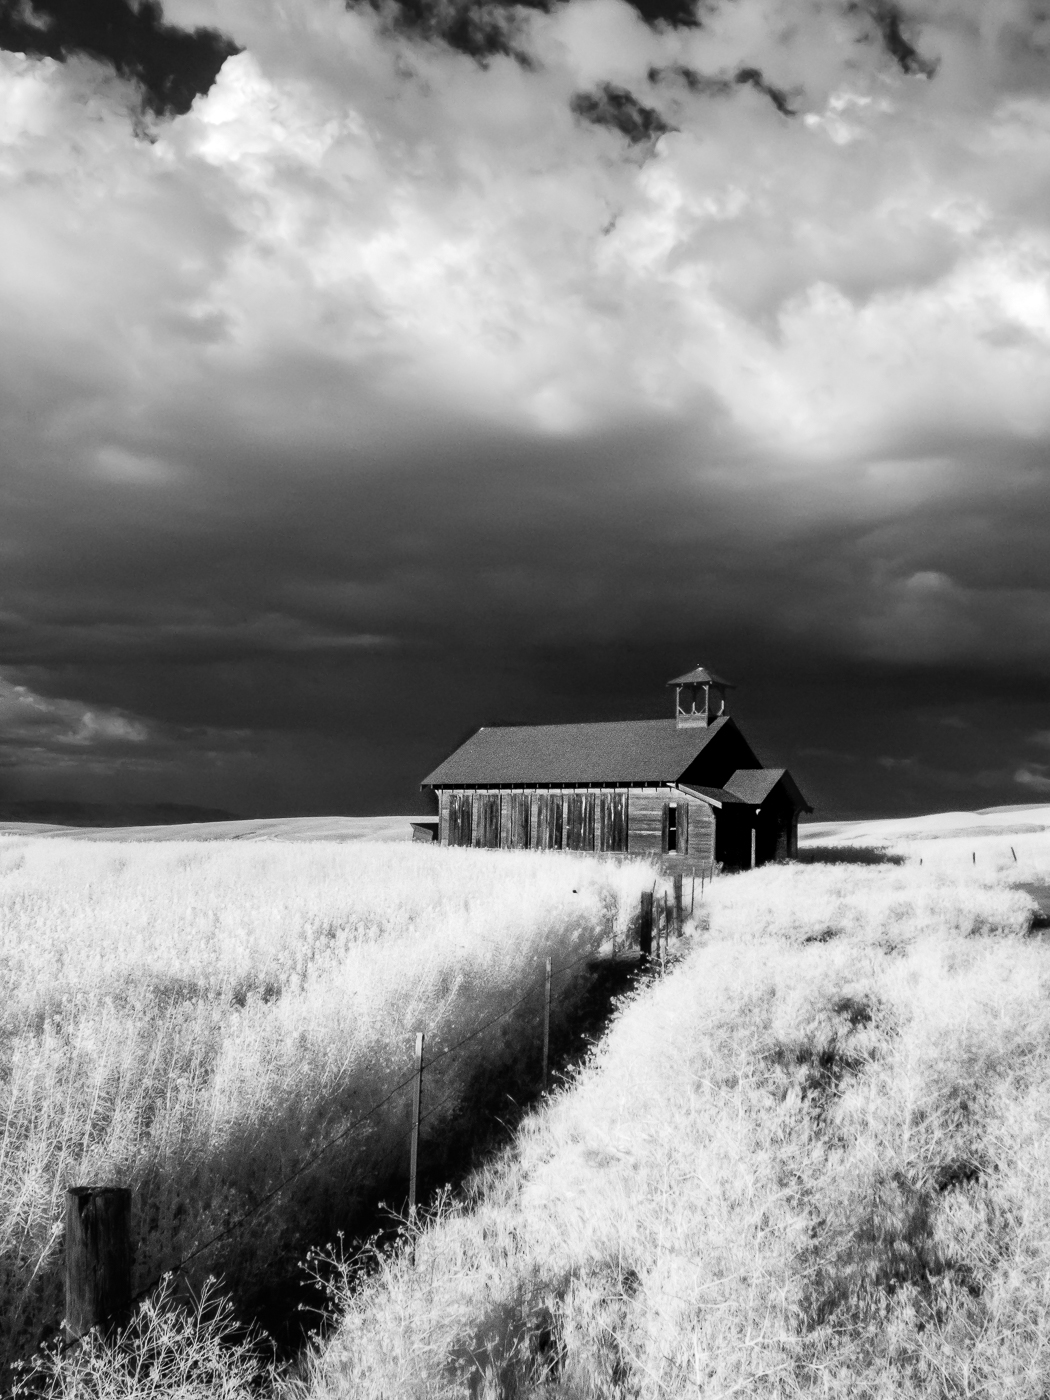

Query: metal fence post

[65,1186,133,1340]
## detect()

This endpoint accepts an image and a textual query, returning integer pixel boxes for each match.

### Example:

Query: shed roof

[422,716,733,787]
[723,767,812,811]
[667,665,736,688]
[677,783,751,808]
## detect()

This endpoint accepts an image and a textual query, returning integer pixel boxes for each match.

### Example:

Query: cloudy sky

[1,0,1049,820]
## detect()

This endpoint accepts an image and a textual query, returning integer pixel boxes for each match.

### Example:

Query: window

[667,803,678,854]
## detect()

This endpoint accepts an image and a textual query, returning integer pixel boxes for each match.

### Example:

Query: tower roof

[667,665,736,688]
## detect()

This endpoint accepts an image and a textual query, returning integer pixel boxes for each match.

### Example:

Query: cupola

[667,665,735,729]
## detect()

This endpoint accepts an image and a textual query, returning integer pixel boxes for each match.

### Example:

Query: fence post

[65,1186,133,1340]
[639,891,653,963]
[673,874,683,934]
[750,828,757,870]
[408,1031,424,1218]
[690,874,695,916]
[542,956,552,1092]
[1012,847,1017,862]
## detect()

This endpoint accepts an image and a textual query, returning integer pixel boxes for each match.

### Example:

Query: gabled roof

[422,716,735,788]
[667,665,736,688]
[723,767,812,812]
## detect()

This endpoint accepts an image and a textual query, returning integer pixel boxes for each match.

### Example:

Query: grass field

[801,802,1050,882]
[0,835,651,1378]
[291,818,1050,1399]
[15,806,1050,1399]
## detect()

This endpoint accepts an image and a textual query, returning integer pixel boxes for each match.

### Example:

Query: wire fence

[51,927,665,1357]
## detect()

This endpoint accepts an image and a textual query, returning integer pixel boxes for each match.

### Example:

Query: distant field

[0,814,418,843]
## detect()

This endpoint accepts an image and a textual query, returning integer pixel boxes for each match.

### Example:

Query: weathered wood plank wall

[432,786,715,872]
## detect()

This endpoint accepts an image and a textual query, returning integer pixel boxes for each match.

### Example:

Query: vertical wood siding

[438,785,714,870]
[447,792,472,847]
[599,792,627,851]
[536,794,549,850]
[565,793,596,851]
[477,793,501,849]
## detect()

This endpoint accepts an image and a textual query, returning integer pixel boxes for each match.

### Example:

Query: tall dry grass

[0,837,651,1374]
[295,859,1050,1399]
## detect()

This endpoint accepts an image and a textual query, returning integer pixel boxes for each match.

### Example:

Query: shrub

[798,845,905,866]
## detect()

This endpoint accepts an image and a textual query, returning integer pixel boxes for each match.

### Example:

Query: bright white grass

[0,837,651,1371]
[300,860,1047,1399]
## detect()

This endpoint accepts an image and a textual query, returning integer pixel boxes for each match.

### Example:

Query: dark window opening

[667,803,678,853]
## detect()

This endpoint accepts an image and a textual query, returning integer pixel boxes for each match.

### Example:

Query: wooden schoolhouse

[419,665,811,874]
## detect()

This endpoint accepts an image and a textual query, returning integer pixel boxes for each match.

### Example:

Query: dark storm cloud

[0,0,237,113]
[3,0,1050,818]
[4,415,1050,816]
[649,64,797,117]
[856,1,938,79]
[570,82,674,143]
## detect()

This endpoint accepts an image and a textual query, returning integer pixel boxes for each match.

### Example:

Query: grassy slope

[297,820,1050,1399]
[0,838,650,1374]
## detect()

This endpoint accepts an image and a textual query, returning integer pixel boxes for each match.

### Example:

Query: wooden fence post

[690,874,695,916]
[750,827,757,870]
[673,874,683,934]
[542,957,552,1092]
[408,1032,424,1218]
[65,1186,132,1340]
[639,891,653,963]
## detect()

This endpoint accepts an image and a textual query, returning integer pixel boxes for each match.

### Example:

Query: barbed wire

[52,935,628,1354]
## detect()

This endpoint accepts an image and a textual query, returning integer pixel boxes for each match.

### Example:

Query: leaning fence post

[542,957,552,1092]
[65,1186,133,1340]
[639,891,653,963]
[408,1032,424,1218]
[673,874,683,934]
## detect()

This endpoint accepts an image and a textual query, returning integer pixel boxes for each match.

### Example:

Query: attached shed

[420,665,811,873]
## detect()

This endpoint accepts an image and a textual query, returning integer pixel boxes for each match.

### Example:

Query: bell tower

[668,665,735,729]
